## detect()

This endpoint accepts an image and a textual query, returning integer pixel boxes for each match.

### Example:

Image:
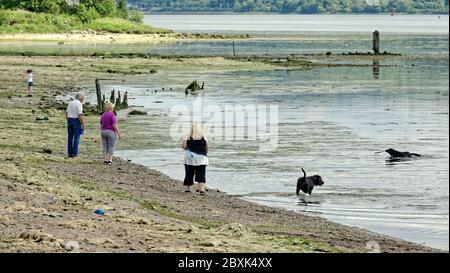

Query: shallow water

[2,34,447,57]
[114,56,449,250]
[1,15,448,58]
[107,27,449,250]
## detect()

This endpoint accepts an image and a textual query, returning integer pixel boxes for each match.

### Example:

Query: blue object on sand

[94,209,105,215]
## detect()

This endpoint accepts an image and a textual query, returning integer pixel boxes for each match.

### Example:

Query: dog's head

[385,148,395,154]
[312,175,324,186]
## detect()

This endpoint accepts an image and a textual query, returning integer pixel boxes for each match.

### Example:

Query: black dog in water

[385,148,421,158]
[296,168,324,195]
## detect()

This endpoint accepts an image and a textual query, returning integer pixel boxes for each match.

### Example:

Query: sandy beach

[0,53,442,253]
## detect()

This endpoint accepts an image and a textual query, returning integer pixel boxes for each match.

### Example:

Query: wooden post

[95,78,102,113]
[123,91,128,108]
[95,79,129,113]
[232,41,236,58]
[110,89,115,104]
[117,91,122,109]
[373,31,380,55]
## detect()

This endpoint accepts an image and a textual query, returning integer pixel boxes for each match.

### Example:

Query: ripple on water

[115,34,449,250]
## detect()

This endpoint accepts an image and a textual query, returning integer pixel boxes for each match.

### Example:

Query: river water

[112,15,449,250]
[144,14,449,35]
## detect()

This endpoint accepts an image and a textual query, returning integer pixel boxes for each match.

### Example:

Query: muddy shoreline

[0,55,441,253]
[0,32,250,44]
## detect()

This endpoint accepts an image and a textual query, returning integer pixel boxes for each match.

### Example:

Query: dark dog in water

[385,148,421,158]
[296,168,324,195]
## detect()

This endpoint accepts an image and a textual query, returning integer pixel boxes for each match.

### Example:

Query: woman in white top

[180,123,209,195]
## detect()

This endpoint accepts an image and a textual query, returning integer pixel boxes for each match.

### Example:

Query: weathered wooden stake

[232,41,236,58]
[373,30,380,55]
[123,92,128,108]
[110,89,115,104]
[117,91,122,109]
[95,79,129,113]
[95,78,102,113]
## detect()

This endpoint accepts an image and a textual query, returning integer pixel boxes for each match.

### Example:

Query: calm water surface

[144,14,449,35]
[66,15,448,250]
[115,65,448,251]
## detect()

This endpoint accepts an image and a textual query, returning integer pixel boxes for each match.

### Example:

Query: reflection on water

[385,157,420,164]
[373,60,380,79]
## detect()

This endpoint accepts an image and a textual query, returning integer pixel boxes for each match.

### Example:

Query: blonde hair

[105,101,115,111]
[190,123,204,140]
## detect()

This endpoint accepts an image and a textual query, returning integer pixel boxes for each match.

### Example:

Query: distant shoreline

[0,32,249,44]
[142,12,449,15]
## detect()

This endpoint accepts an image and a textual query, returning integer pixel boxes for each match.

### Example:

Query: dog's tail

[296,168,307,196]
[411,153,421,157]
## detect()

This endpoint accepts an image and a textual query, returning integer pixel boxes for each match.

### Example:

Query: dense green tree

[1,0,448,14]
[79,0,117,17]
[0,0,150,26]
[389,0,413,12]
[76,3,100,23]
[129,8,143,22]
[0,0,29,9]
[117,0,130,18]
[29,0,67,14]
[128,0,449,13]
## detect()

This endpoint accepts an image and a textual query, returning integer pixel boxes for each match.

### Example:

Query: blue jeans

[67,118,81,157]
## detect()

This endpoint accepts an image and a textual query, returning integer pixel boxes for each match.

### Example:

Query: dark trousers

[184,165,206,186]
[67,118,81,157]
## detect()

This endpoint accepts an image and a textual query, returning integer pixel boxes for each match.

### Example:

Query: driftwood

[185,80,204,95]
[128,110,147,116]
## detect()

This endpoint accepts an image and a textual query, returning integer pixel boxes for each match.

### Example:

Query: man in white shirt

[66,93,86,158]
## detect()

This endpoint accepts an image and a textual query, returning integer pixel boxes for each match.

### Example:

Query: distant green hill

[0,0,169,34]
[129,0,449,13]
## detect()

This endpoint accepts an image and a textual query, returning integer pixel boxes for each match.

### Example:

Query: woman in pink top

[100,102,123,165]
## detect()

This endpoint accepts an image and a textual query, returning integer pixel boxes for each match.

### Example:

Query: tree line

[128,0,448,13]
[0,0,144,23]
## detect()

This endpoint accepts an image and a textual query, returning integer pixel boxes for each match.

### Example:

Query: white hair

[75,93,84,100]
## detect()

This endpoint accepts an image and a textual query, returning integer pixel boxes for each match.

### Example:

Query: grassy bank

[0,10,170,34]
